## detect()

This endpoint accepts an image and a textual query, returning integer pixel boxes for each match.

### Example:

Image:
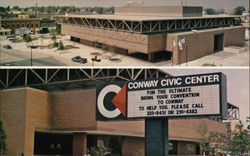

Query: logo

[96,83,127,120]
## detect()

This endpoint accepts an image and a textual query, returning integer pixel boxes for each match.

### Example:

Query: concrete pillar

[148,53,155,62]
[73,133,87,156]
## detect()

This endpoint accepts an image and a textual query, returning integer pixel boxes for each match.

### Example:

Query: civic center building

[54,6,245,64]
[0,69,239,156]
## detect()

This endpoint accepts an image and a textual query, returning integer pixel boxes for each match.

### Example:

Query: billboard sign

[96,72,227,121]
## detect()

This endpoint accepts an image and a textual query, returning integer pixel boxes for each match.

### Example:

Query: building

[0,27,11,36]
[0,18,57,35]
[0,18,41,34]
[54,6,245,64]
[0,69,239,156]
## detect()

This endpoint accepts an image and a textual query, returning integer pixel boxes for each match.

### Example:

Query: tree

[6,6,10,12]
[229,121,250,155]
[0,120,7,154]
[197,121,209,154]
[208,132,230,153]
[55,24,61,35]
[12,6,21,11]
[205,8,217,15]
[0,7,6,13]
[184,144,196,155]
[234,6,246,15]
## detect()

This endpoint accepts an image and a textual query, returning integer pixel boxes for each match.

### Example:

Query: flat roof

[55,14,241,21]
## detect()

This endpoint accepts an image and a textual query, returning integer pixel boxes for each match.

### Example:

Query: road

[0,47,84,66]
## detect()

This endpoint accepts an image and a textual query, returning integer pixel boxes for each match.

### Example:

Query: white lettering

[161,78,182,86]
[185,74,220,84]
[128,80,159,89]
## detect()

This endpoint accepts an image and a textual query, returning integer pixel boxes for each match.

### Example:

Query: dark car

[71,56,87,64]
[3,45,12,49]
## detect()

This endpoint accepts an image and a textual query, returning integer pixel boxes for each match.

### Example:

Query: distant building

[0,18,41,34]
[0,27,11,36]
[0,13,18,19]
[18,14,30,19]
[0,17,56,35]
[55,6,245,64]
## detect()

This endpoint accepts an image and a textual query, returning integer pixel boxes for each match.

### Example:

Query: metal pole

[185,44,187,66]
[145,118,168,156]
[186,39,188,67]
[30,47,32,66]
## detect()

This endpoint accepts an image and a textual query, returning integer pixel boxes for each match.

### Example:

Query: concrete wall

[167,26,245,64]
[115,6,202,17]
[122,137,145,156]
[0,88,52,156]
[0,89,27,156]
[169,119,226,142]
[52,89,97,131]
[148,34,167,53]
[24,89,52,156]
[183,6,203,17]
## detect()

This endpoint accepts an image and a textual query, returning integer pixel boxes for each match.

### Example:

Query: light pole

[28,45,37,66]
[91,56,101,66]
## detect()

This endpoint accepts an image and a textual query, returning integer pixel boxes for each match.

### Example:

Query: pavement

[0,34,249,67]
[180,45,249,67]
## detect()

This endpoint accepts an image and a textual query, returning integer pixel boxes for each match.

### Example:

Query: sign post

[96,72,227,156]
[145,119,168,156]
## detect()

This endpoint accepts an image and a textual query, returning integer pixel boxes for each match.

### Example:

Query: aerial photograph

[0,0,249,156]
[0,0,249,66]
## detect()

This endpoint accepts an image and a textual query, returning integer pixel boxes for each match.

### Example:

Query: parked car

[3,45,12,49]
[71,56,87,64]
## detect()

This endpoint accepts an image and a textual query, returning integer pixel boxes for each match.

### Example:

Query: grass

[11,39,24,43]
[64,45,79,50]
[35,44,79,50]
[109,57,121,62]
[37,45,53,49]
[11,37,37,43]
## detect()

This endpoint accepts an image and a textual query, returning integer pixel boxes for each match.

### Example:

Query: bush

[51,35,56,41]
[87,146,111,156]
[57,41,64,50]
[53,41,59,47]
[23,35,32,42]
[0,120,7,154]
[234,6,246,15]
[205,8,217,15]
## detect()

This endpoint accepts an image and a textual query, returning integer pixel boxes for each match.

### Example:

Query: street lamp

[91,56,101,66]
[28,45,37,66]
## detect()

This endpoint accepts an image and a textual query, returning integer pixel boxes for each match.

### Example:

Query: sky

[0,0,249,9]
[164,68,250,128]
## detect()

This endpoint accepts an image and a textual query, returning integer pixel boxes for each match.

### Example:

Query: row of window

[2,23,40,29]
